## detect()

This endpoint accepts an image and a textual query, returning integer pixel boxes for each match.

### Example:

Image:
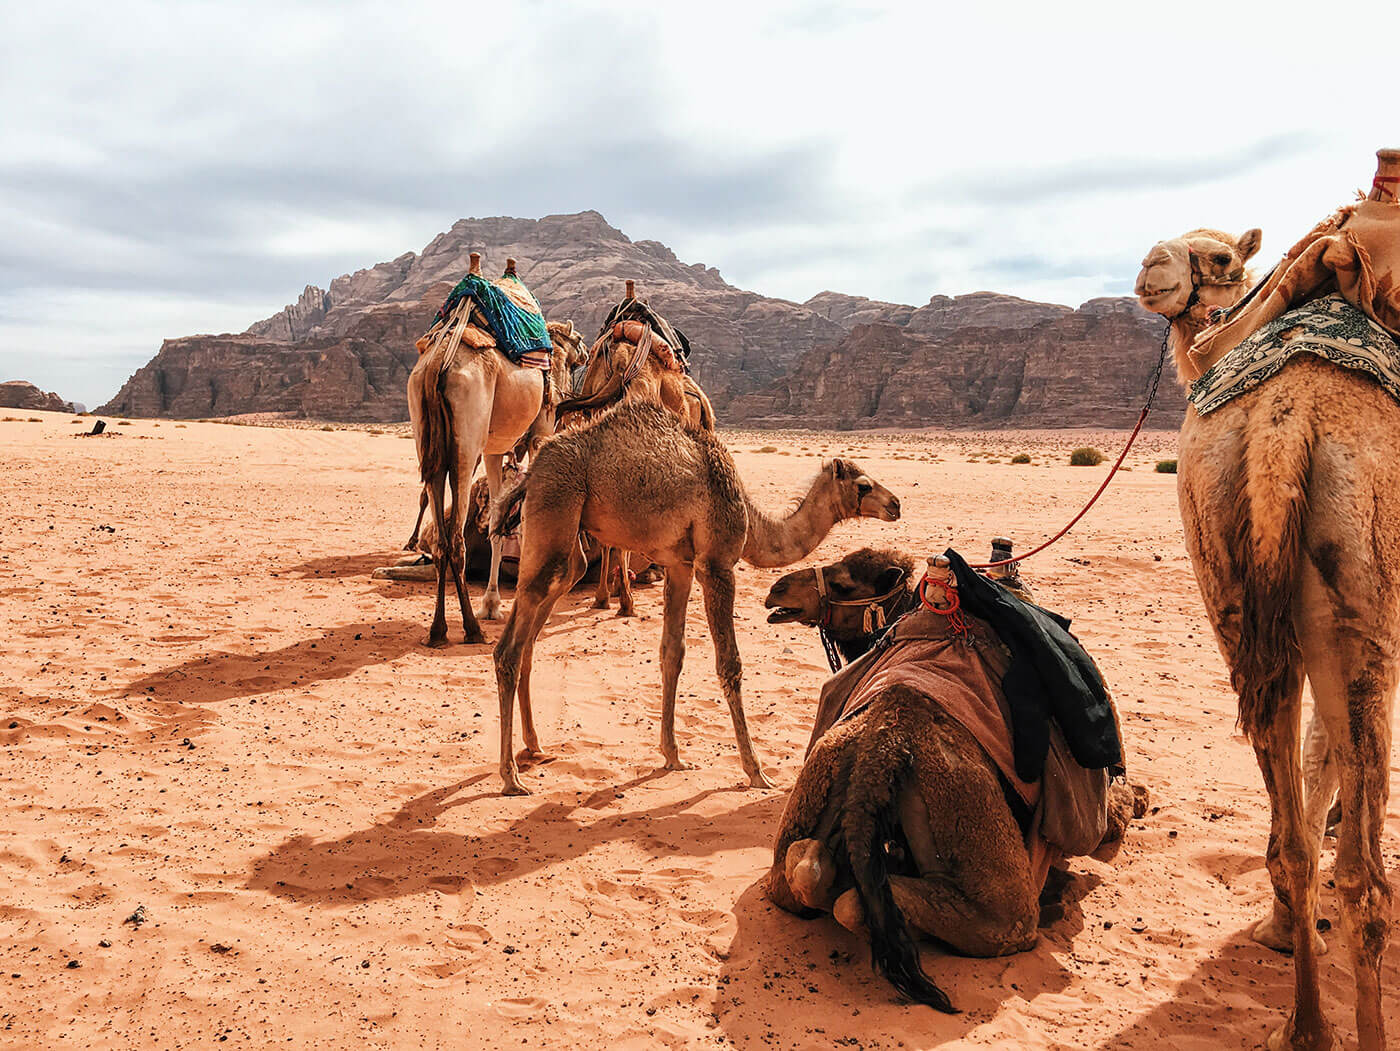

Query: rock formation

[1,381,74,413]
[100,211,1180,428]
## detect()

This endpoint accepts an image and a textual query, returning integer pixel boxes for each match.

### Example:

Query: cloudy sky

[3,0,1396,407]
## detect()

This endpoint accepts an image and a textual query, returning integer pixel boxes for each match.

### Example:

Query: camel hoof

[1252,912,1327,956]
[747,769,776,790]
[832,888,865,935]
[593,598,610,610]
[1265,1014,1335,1051]
[615,607,635,619]
[480,595,503,621]
[663,757,694,772]
[425,633,450,649]
[462,630,486,646]
[500,780,532,797]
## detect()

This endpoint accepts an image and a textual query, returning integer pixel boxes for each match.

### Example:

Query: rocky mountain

[1,381,74,413]
[729,295,1182,429]
[101,211,1179,428]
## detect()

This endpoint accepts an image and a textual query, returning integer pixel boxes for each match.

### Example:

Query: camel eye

[857,480,872,495]
[1213,253,1231,266]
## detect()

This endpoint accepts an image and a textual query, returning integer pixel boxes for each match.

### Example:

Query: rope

[967,321,1171,571]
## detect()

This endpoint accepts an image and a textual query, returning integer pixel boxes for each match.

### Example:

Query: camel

[1137,173,1398,1050]
[763,547,1147,1009]
[555,280,717,616]
[489,401,901,796]
[402,316,586,554]
[408,253,587,646]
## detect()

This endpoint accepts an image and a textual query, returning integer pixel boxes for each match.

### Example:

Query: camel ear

[875,565,905,594]
[830,459,850,480]
[1237,228,1262,262]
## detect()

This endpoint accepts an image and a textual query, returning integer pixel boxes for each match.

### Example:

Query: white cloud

[1,0,1397,406]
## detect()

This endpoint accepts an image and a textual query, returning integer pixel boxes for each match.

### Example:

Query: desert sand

[0,409,1396,1050]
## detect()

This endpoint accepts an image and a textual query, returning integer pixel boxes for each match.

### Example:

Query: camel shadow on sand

[123,619,428,707]
[1080,877,1400,1050]
[245,769,787,906]
[711,866,1102,1047]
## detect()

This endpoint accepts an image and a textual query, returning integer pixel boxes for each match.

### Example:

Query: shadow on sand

[246,769,787,905]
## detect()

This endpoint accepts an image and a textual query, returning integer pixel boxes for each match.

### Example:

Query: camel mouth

[765,606,806,624]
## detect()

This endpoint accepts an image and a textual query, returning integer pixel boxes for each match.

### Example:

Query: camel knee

[785,839,838,911]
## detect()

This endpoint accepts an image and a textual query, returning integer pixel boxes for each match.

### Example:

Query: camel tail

[842,722,956,1013]
[415,345,458,489]
[492,472,529,539]
[1231,415,1313,743]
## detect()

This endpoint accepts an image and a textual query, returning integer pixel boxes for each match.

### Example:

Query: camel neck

[740,479,841,569]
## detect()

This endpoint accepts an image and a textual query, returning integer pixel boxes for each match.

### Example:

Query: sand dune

[0,410,1395,1049]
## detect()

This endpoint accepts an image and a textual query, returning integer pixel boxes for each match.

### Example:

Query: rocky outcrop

[730,300,1183,429]
[1,381,73,413]
[101,211,1176,428]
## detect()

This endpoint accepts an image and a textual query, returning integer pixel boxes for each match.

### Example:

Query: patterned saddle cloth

[416,268,553,370]
[1190,293,1400,416]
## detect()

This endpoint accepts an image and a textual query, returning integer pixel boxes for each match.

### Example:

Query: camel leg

[424,477,453,648]
[492,491,586,796]
[658,562,693,771]
[1296,566,1395,1051]
[615,549,635,618]
[593,547,611,609]
[405,486,428,550]
[480,453,506,621]
[517,539,588,760]
[695,561,772,789]
[1254,706,1335,957]
[1251,678,1335,1051]
[448,415,489,645]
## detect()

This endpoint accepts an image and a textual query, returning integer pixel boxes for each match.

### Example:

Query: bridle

[814,565,912,673]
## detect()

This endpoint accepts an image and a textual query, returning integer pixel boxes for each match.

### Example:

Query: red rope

[966,402,1152,570]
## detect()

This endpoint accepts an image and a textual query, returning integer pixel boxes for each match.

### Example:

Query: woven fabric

[1191,293,1400,416]
[431,270,552,363]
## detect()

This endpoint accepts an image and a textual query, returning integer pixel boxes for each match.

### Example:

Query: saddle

[416,259,553,371]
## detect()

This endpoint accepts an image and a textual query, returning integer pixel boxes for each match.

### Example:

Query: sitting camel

[1137,157,1400,1050]
[409,254,587,645]
[763,547,1147,1010]
[555,280,717,616]
[490,401,901,796]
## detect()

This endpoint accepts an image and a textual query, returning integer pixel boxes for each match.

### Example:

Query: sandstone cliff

[1,381,74,413]
[101,211,1176,428]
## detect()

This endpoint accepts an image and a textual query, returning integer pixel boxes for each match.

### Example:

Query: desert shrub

[1010,453,1031,464]
[321,424,335,432]
[1069,447,1105,467]
[1155,459,1178,474]
[756,445,778,453]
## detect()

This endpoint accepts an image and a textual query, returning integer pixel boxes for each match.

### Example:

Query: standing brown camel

[1137,154,1399,1051]
[408,254,583,645]
[489,401,901,796]
[763,547,1146,1009]
[556,280,717,615]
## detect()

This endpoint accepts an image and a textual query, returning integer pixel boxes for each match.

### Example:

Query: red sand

[0,411,1395,1048]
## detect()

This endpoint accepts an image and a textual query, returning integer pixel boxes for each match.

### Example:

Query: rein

[964,318,1173,572]
[814,565,913,672]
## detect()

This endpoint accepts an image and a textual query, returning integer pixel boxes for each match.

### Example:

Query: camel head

[1134,227,1262,319]
[821,458,900,523]
[546,320,589,370]
[764,547,914,634]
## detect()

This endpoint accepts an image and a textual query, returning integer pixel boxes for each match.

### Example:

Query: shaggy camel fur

[1138,221,1398,1050]
[403,319,587,554]
[409,307,589,645]
[555,292,717,616]
[763,547,1145,1009]
[489,402,901,796]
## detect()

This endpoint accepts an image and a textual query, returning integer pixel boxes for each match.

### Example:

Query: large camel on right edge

[1136,162,1398,1049]
[489,401,901,796]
